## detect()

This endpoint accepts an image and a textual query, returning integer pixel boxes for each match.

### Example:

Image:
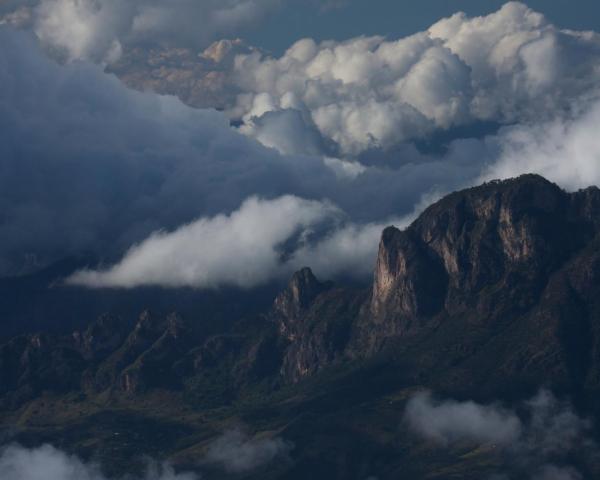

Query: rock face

[274,267,333,341]
[370,175,600,327]
[272,268,364,382]
[277,175,600,385]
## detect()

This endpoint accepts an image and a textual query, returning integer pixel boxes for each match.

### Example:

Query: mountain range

[1,174,600,479]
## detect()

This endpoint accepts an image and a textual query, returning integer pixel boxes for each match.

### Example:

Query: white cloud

[0,26,490,279]
[67,195,417,289]
[481,99,600,190]
[0,433,290,479]
[231,2,600,157]
[68,196,342,289]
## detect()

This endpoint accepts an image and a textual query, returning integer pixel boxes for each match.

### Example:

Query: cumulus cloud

[230,2,600,157]
[0,444,197,480]
[205,429,292,473]
[405,390,597,480]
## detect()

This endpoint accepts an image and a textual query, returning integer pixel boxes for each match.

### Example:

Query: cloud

[481,100,600,190]
[0,431,291,478]
[67,196,415,289]
[0,444,197,480]
[0,25,489,282]
[205,429,292,473]
[68,196,341,289]
[0,27,333,276]
[404,391,521,446]
[230,2,600,157]
[405,390,597,480]
[4,4,600,288]
[0,0,283,63]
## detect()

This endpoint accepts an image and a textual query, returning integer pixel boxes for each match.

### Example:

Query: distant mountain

[2,174,600,479]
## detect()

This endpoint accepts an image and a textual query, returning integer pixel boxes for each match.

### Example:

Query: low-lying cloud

[405,390,597,480]
[482,101,600,190]
[205,429,292,473]
[405,391,521,446]
[67,195,410,289]
[0,444,197,480]
[0,429,291,478]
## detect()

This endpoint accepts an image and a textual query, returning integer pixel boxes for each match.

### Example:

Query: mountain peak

[275,268,331,315]
[370,174,600,330]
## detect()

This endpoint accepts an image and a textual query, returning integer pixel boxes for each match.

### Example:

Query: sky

[1,1,600,289]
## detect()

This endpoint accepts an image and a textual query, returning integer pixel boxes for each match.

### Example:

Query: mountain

[1,174,600,479]
[105,40,254,110]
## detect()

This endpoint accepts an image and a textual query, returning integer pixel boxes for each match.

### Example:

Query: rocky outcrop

[275,175,600,385]
[369,175,600,326]
[272,268,365,382]
[274,267,333,341]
